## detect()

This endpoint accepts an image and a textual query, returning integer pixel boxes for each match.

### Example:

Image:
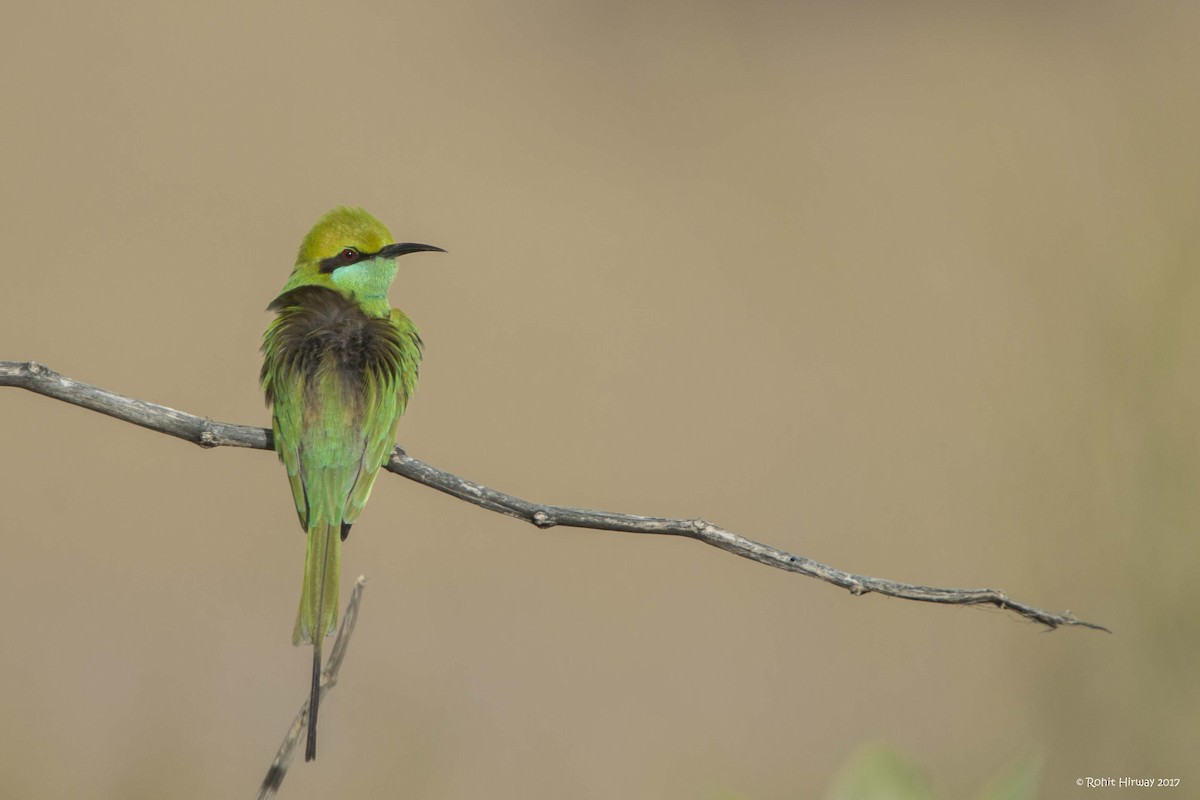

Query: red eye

[341,248,357,260]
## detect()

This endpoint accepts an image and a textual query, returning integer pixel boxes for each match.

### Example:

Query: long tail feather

[294,520,340,762]
[307,644,322,761]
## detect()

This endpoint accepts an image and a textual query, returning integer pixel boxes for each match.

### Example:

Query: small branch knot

[532,510,553,529]
[198,427,219,448]
[24,361,48,376]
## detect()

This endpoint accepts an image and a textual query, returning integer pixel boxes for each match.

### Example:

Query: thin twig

[256,576,368,800]
[0,360,1109,632]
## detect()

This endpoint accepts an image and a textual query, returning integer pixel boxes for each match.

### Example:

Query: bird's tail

[293,520,341,762]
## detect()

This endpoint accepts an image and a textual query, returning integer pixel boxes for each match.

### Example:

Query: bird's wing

[263,313,311,530]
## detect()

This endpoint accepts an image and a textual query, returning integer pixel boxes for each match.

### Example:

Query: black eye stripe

[318,246,370,273]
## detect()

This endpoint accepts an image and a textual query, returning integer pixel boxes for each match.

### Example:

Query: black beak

[378,242,446,258]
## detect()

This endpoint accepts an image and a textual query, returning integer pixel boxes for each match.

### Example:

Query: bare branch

[0,360,267,449]
[256,576,368,800]
[0,360,1109,632]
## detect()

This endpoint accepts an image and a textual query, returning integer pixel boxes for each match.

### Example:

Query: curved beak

[378,242,446,258]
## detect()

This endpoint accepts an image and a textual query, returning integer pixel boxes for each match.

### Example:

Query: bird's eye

[340,248,358,260]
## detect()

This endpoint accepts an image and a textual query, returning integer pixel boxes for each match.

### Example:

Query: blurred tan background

[2,2,1197,798]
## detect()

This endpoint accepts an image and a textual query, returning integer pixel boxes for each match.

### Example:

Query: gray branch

[256,576,368,800]
[0,360,1109,632]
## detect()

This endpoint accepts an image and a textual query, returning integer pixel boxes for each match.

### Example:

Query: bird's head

[275,206,443,309]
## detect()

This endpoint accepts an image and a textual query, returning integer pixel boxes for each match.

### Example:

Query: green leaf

[824,743,937,800]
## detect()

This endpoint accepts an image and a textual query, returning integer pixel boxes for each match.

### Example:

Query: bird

[260,206,443,761]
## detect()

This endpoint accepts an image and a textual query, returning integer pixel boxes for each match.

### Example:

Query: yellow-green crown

[297,206,395,265]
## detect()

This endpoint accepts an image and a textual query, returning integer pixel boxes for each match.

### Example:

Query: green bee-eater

[260,207,443,761]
